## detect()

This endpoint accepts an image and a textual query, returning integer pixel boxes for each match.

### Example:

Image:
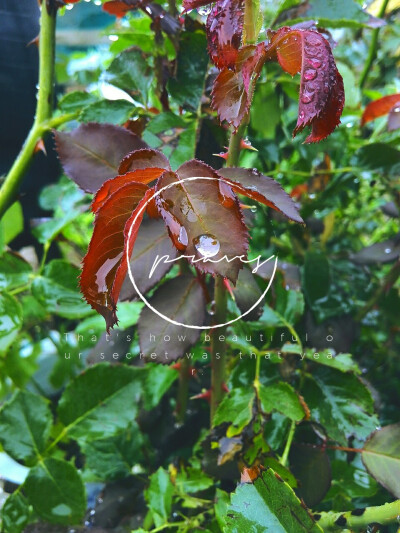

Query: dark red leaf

[155,160,249,282]
[138,275,206,362]
[217,167,304,223]
[54,123,147,193]
[266,28,344,143]
[211,44,267,130]
[119,148,170,174]
[119,217,178,300]
[182,0,211,12]
[361,94,400,127]
[91,168,166,214]
[102,0,139,17]
[206,0,244,69]
[80,183,152,331]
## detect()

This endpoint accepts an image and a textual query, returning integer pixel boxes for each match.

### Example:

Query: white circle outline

[126,175,278,329]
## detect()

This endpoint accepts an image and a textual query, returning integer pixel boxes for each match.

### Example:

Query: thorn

[240,138,258,151]
[34,139,47,155]
[222,383,229,393]
[27,35,40,48]
[190,389,211,403]
[213,151,229,160]
[223,278,235,300]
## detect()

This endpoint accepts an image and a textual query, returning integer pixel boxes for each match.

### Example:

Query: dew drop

[308,58,322,69]
[207,300,216,315]
[301,93,314,104]
[250,205,257,213]
[393,106,400,113]
[218,181,236,208]
[299,110,305,121]
[193,234,220,258]
[385,248,392,254]
[304,68,317,81]
[198,5,211,15]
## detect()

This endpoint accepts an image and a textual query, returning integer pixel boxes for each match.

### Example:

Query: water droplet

[198,5,211,15]
[308,58,322,69]
[385,248,392,254]
[207,300,216,315]
[393,106,400,113]
[193,234,220,258]
[250,205,257,213]
[304,68,317,81]
[161,205,188,251]
[306,34,322,47]
[299,111,305,121]
[218,181,236,208]
[301,93,314,104]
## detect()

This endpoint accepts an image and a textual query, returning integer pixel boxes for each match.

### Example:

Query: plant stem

[359,0,390,88]
[210,276,228,423]
[243,0,259,44]
[317,499,400,532]
[0,4,57,220]
[280,420,295,467]
[176,358,190,423]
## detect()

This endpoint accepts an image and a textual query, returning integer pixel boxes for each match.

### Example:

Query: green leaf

[213,388,255,437]
[0,253,32,292]
[106,47,153,106]
[303,250,330,304]
[32,260,92,319]
[258,382,306,421]
[142,364,178,411]
[23,458,86,525]
[293,0,384,28]
[167,30,209,111]
[232,267,264,322]
[282,346,361,374]
[362,423,400,497]
[175,467,214,494]
[0,390,52,464]
[32,208,82,244]
[83,422,145,481]
[215,489,230,532]
[145,467,174,527]
[354,143,400,174]
[76,301,143,336]
[57,363,143,442]
[302,367,378,446]
[0,201,23,247]
[224,468,323,532]
[0,292,23,354]
[58,90,97,113]
[337,62,361,109]
[1,492,31,533]
[80,99,135,124]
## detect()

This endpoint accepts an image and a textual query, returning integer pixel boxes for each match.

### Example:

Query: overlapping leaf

[155,160,249,282]
[361,94,400,128]
[266,27,344,142]
[54,123,147,193]
[206,0,244,69]
[80,183,153,331]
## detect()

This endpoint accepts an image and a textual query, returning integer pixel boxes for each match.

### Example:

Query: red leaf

[80,182,152,331]
[155,160,249,282]
[266,28,344,143]
[361,94,400,127]
[217,167,304,223]
[91,168,166,214]
[119,148,170,174]
[206,0,244,69]
[54,123,147,193]
[211,44,267,130]
[182,0,211,12]
[102,0,139,17]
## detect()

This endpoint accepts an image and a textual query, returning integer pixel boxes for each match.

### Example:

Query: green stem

[176,358,190,423]
[243,0,258,44]
[210,276,228,423]
[359,0,390,88]
[0,4,57,220]
[317,499,400,532]
[280,420,295,467]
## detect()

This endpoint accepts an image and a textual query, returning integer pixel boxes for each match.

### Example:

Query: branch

[316,499,400,531]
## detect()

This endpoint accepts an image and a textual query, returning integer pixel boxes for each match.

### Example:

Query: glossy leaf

[212,44,267,130]
[361,94,400,126]
[142,363,179,410]
[0,292,22,354]
[57,363,143,442]
[138,275,206,362]
[0,253,32,292]
[106,47,153,106]
[80,183,152,331]
[0,390,52,465]
[145,468,174,528]
[266,28,344,142]
[120,217,178,300]
[351,236,400,265]
[259,382,306,421]
[224,468,323,532]
[79,99,135,124]
[24,458,86,525]
[58,91,97,113]
[32,260,92,319]
[156,161,249,282]
[206,0,244,69]
[54,123,147,193]
[218,167,304,223]
[231,267,263,321]
[362,424,400,497]
[103,0,140,17]
[303,367,378,446]
[213,388,255,437]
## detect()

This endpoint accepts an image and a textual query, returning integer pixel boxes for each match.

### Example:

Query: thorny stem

[176,358,190,423]
[317,499,400,532]
[359,0,390,88]
[0,4,58,220]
